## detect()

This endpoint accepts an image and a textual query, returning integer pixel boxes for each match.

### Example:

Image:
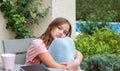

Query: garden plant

[0,0,49,38]
[75,1,120,70]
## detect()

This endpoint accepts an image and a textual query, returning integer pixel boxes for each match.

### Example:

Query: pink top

[26,39,48,65]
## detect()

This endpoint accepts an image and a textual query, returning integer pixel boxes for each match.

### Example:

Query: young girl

[26,17,83,71]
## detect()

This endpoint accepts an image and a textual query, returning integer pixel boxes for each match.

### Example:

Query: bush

[76,0,120,22]
[78,21,108,35]
[80,54,120,71]
[75,27,120,59]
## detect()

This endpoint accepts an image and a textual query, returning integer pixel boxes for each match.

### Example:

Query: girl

[26,17,83,71]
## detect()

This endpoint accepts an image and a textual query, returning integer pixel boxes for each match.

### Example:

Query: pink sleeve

[26,39,48,65]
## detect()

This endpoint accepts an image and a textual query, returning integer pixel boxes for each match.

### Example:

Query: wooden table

[0,64,73,71]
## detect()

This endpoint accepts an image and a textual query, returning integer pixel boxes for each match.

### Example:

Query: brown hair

[38,17,72,47]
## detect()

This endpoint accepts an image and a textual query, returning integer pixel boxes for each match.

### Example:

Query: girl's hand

[60,62,78,70]
[60,62,84,71]
[75,69,84,71]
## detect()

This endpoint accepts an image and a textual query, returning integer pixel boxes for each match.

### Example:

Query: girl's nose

[59,30,64,35]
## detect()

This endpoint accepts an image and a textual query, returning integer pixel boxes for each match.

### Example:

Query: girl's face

[51,23,70,39]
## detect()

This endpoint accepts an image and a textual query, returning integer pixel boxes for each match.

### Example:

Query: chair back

[2,38,34,64]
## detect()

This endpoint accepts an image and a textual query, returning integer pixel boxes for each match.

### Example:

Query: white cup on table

[1,53,16,70]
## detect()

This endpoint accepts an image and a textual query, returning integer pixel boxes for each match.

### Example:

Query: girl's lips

[56,35,61,38]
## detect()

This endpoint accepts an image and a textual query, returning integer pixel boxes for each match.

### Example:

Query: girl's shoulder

[33,38,43,42]
[31,38,45,46]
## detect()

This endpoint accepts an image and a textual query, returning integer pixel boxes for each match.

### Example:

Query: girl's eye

[63,31,68,35]
[57,26,62,30]
[57,26,69,35]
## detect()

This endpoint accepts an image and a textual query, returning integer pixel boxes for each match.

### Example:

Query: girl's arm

[64,50,83,70]
[74,50,83,66]
[38,52,66,69]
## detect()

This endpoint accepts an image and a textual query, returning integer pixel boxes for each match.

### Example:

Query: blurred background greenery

[76,0,120,22]
[75,0,120,71]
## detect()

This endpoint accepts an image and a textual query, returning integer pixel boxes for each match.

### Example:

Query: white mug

[1,53,16,70]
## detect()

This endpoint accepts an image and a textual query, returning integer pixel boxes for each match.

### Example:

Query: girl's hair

[38,17,72,47]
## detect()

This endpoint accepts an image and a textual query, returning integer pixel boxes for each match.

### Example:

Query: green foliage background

[75,27,120,59]
[81,54,120,71]
[76,0,120,59]
[76,0,120,70]
[0,0,49,38]
[76,0,120,22]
